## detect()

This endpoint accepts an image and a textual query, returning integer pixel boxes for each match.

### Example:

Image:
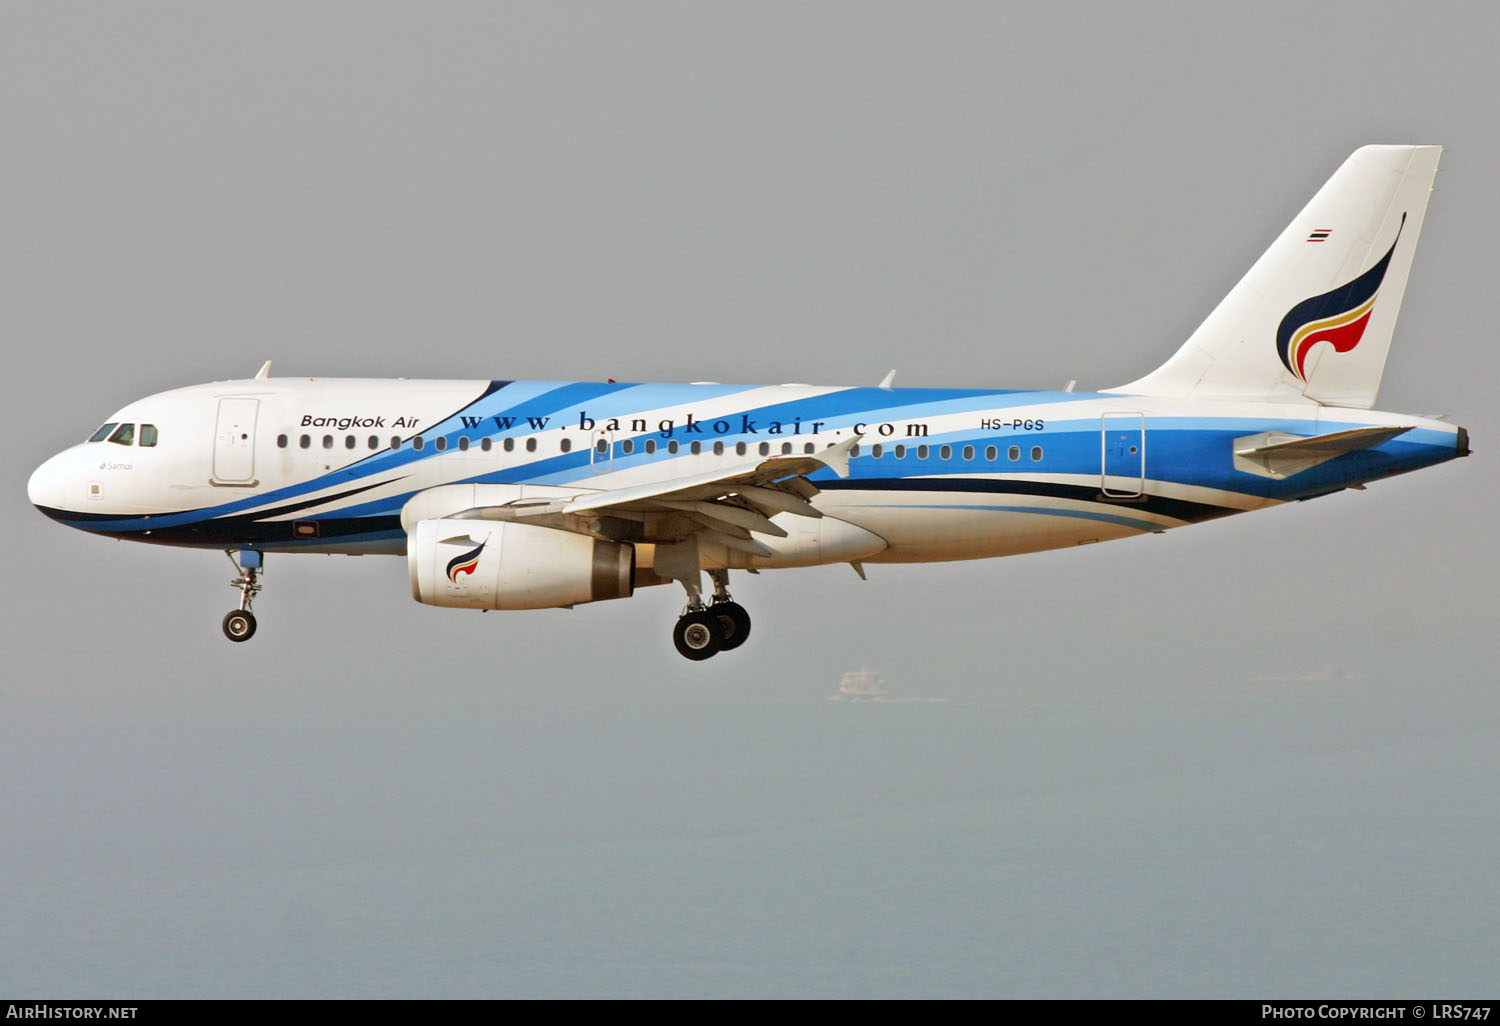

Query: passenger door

[213,397,259,484]
[1101,411,1144,498]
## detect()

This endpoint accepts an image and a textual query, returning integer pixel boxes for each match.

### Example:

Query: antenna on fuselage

[254,361,272,380]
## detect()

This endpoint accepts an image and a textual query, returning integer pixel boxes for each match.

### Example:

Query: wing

[454,435,860,555]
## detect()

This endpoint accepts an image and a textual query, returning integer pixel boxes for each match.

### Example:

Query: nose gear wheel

[222,609,257,642]
[222,550,264,643]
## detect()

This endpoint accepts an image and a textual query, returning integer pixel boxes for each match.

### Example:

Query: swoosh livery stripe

[816,477,1239,523]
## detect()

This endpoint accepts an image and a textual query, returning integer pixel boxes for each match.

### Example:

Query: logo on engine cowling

[445,539,487,583]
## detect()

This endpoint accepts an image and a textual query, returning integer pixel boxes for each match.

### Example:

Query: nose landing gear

[670,568,753,660]
[222,550,262,643]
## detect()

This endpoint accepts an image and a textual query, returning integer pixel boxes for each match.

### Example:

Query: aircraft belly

[253,536,408,557]
[715,514,887,570]
[823,492,1155,563]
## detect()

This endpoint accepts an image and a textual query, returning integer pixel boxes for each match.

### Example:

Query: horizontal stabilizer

[1233,426,1412,479]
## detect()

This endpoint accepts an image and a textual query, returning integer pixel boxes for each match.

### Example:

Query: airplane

[27,145,1469,660]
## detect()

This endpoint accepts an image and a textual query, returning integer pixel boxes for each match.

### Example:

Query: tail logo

[1276,214,1405,382]
[446,539,487,583]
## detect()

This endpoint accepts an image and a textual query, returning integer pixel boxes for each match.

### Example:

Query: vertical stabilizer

[1111,145,1441,408]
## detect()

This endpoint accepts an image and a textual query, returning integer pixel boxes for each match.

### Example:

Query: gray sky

[3,2,1496,998]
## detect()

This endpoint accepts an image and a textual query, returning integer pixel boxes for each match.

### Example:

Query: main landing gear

[672,569,752,661]
[222,550,262,643]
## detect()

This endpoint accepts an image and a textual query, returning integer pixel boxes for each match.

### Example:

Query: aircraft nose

[28,450,75,516]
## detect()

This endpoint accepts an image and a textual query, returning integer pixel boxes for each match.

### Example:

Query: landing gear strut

[671,569,752,660]
[222,550,262,643]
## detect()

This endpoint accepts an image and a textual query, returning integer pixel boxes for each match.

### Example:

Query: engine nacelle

[408,519,634,610]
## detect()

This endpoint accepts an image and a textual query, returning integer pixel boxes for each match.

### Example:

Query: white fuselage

[28,377,1464,571]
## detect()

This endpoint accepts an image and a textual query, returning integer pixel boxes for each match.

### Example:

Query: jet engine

[408,519,634,610]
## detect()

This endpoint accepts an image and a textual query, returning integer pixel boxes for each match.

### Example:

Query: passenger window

[390,436,401,449]
[277,434,288,449]
[525,438,536,452]
[939,445,951,461]
[917,445,930,460]
[645,440,656,454]
[713,441,724,456]
[962,445,974,461]
[457,436,469,451]
[504,438,514,452]
[622,439,635,455]
[300,435,311,449]
[691,441,702,455]
[781,442,793,455]
[140,424,158,447]
[850,444,860,458]
[667,440,679,454]
[368,435,379,449]
[894,444,906,459]
[872,444,884,459]
[560,438,572,453]
[985,446,997,461]
[1008,446,1020,461]
[435,437,447,451]
[89,423,119,443]
[108,423,135,446]
[413,437,425,451]
[345,435,356,449]
[735,442,746,456]
[804,443,815,454]
[1031,446,1043,462]
[322,435,333,449]
[481,437,492,452]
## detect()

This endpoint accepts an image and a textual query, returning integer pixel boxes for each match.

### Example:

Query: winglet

[878,369,897,390]
[254,361,272,380]
[815,434,862,479]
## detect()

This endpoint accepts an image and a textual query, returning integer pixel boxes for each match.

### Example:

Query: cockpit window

[108,423,136,446]
[89,422,119,442]
[139,424,158,447]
